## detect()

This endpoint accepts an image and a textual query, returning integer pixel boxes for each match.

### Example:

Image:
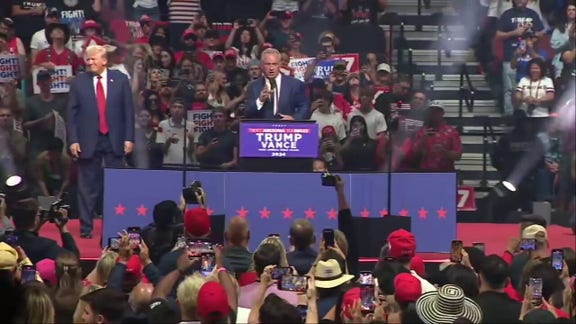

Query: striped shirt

[169,0,202,24]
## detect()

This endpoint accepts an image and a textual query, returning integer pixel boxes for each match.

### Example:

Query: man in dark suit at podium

[245,48,310,120]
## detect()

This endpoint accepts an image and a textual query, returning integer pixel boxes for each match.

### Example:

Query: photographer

[6,198,79,264]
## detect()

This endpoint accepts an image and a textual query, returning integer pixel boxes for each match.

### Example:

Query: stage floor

[40,220,575,261]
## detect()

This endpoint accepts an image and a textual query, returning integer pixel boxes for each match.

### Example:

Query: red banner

[457,186,477,211]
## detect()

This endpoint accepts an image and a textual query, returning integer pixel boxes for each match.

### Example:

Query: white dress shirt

[93,68,108,99]
[256,74,282,115]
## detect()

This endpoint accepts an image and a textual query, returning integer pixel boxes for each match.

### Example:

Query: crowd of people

[0,0,575,323]
[1,175,575,323]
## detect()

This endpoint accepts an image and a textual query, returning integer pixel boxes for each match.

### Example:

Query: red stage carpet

[39,220,576,261]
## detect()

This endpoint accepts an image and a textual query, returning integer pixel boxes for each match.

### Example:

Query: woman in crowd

[206,71,230,108]
[51,252,83,323]
[514,58,556,117]
[225,20,264,69]
[551,1,575,86]
[15,281,55,324]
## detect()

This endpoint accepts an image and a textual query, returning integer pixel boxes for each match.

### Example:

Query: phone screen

[360,286,375,312]
[323,229,335,248]
[21,266,36,283]
[520,238,536,251]
[450,240,463,262]
[278,275,307,293]
[551,249,564,271]
[272,267,292,280]
[4,231,18,246]
[187,241,213,260]
[359,272,374,286]
[200,253,215,276]
[108,237,121,251]
[529,277,543,305]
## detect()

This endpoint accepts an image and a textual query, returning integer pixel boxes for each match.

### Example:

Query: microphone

[267,77,276,103]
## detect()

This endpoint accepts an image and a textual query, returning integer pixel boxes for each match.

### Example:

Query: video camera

[39,194,70,224]
[182,181,203,204]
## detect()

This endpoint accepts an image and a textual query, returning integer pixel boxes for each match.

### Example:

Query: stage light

[5,175,22,187]
[493,181,516,199]
[502,181,516,192]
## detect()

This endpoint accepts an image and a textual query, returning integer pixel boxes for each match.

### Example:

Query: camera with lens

[321,173,337,187]
[39,196,70,224]
[182,181,203,204]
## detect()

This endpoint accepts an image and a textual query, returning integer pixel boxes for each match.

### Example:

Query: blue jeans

[133,6,160,21]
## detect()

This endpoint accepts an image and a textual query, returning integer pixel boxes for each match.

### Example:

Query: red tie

[96,76,109,134]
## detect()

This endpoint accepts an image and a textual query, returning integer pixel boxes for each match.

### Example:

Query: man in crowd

[195,107,237,169]
[23,70,67,157]
[156,98,195,165]
[8,198,78,263]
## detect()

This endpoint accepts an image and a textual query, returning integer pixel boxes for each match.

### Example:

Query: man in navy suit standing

[67,45,135,238]
[245,48,310,120]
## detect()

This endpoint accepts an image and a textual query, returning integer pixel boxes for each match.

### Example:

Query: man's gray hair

[260,48,281,60]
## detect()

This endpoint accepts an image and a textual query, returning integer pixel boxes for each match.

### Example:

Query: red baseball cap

[224,49,237,58]
[81,20,101,32]
[341,287,361,319]
[321,126,336,138]
[184,208,211,237]
[197,281,230,321]
[410,255,426,277]
[387,229,416,259]
[393,273,422,303]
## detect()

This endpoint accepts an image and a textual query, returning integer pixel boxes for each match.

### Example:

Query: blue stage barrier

[103,169,457,253]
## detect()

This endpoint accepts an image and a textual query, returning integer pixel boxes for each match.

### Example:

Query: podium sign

[239,121,319,158]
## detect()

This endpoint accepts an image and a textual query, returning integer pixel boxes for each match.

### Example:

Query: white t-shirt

[309,110,347,140]
[515,76,555,117]
[30,29,73,51]
[347,108,388,139]
[156,119,195,165]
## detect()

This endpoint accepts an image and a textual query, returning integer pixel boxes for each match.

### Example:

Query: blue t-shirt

[498,7,544,61]
[515,49,548,82]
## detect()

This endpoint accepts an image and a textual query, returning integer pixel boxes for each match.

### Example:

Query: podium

[238,120,319,172]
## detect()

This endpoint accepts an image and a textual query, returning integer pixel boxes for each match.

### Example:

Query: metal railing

[458,63,476,119]
[481,118,498,189]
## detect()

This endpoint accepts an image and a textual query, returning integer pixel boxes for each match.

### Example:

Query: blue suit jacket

[67,69,135,159]
[244,75,310,120]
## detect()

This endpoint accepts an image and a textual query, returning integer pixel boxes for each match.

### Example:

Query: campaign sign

[32,66,73,94]
[289,53,360,82]
[188,110,214,135]
[0,55,23,82]
[103,169,457,253]
[239,121,319,158]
